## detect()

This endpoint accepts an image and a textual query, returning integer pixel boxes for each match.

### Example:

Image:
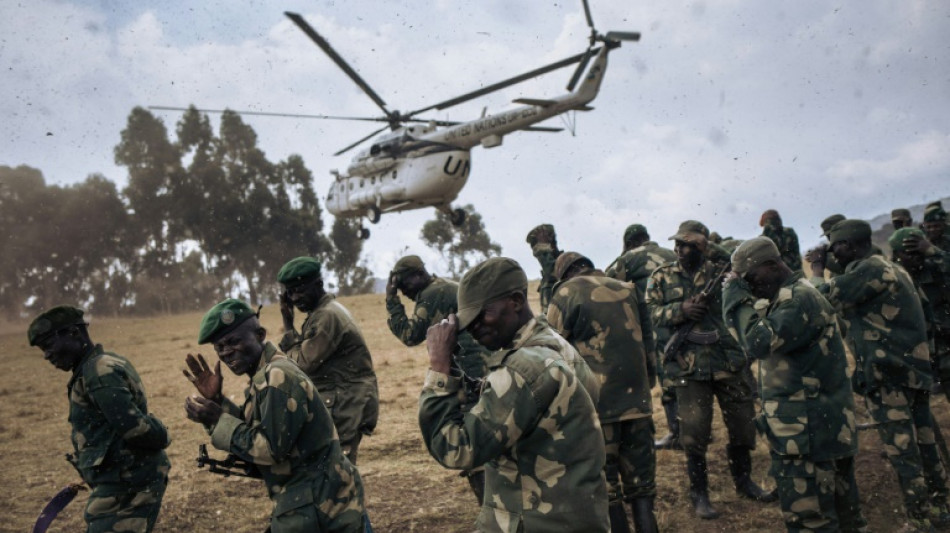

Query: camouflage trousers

[675,372,757,456]
[771,454,867,533]
[866,385,949,518]
[84,477,167,533]
[603,417,656,502]
[934,333,950,386]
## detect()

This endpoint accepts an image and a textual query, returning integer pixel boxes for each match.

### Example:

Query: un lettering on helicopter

[150,2,639,239]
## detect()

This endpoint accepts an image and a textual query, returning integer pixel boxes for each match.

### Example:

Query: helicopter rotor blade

[522,126,563,132]
[605,31,641,42]
[406,48,599,117]
[285,12,392,119]
[565,48,594,92]
[580,0,595,30]
[148,106,390,123]
[334,125,390,156]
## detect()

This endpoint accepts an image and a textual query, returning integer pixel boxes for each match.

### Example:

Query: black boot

[686,454,720,519]
[630,497,658,533]
[654,401,682,450]
[727,445,778,503]
[466,470,485,505]
[608,501,632,533]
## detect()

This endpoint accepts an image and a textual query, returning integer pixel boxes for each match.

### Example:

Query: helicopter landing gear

[367,205,381,224]
[358,227,370,240]
[449,208,466,227]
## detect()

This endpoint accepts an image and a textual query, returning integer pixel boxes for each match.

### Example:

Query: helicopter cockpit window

[370,145,380,156]
[392,170,397,180]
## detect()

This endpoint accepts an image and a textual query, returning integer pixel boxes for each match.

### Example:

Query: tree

[420,204,502,278]
[328,217,374,296]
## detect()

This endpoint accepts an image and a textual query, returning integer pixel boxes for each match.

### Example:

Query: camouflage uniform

[816,252,948,520]
[532,243,561,314]
[919,248,950,388]
[546,271,657,503]
[280,293,379,465]
[67,344,170,533]
[386,275,489,397]
[419,317,609,532]
[205,341,366,532]
[762,225,802,272]
[724,273,866,532]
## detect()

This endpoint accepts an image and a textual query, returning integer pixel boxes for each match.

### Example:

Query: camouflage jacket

[723,273,857,461]
[280,293,379,434]
[816,253,932,392]
[419,317,608,532]
[386,275,489,383]
[605,241,676,294]
[932,234,950,254]
[762,225,802,271]
[208,342,365,526]
[531,243,561,294]
[547,271,655,423]
[921,247,950,334]
[645,259,747,381]
[66,344,170,487]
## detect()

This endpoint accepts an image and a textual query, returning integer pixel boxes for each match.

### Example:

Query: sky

[3,0,950,280]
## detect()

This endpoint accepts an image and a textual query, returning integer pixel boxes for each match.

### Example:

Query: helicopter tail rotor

[566,0,640,91]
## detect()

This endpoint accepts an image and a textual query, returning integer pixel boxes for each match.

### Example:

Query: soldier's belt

[685,330,720,345]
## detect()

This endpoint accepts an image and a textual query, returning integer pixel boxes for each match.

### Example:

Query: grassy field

[0,287,941,532]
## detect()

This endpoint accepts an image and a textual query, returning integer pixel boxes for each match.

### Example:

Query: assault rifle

[196,444,263,479]
[662,262,732,369]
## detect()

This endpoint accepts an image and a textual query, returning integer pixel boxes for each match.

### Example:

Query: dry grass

[0,287,944,532]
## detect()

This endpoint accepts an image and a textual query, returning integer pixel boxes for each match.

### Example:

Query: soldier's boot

[686,453,720,520]
[727,445,778,503]
[465,470,485,505]
[608,501,631,533]
[654,401,681,450]
[629,497,658,533]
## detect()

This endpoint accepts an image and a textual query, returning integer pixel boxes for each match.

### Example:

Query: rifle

[196,444,263,479]
[662,261,732,369]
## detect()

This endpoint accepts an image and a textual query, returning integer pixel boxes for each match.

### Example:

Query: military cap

[525,224,556,246]
[669,220,709,244]
[457,257,528,331]
[891,208,911,220]
[828,219,871,245]
[553,251,594,281]
[28,305,86,346]
[731,237,781,278]
[623,224,649,244]
[924,201,947,223]
[820,214,846,236]
[759,209,781,227]
[198,298,259,344]
[391,255,426,282]
[277,257,322,287]
[888,227,926,252]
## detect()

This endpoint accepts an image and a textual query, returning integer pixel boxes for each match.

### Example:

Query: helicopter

[152,2,638,239]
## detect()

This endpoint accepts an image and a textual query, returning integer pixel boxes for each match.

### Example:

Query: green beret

[391,255,425,282]
[553,251,593,281]
[924,201,947,223]
[731,237,781,277]
[198,298,259,345]
[669,220,709,244]
[277,257,322,287]
[28,305,86,346]
[828,219,871,245]
[623,224,648,244]
[820,214,846,236]
[457,257,528,331]
[888,227,925,251]
[891,208,911,220]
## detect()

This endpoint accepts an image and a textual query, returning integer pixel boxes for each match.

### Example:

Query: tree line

[1,106,501,319]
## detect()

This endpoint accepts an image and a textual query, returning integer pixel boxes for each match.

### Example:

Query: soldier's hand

[279,290,294,327]
[722,271,739,289]
[183,353,223,402]
[426,314,458,375]
[681,296,708,321]
[386,274,399,299]
[185,395,223,426]
[804,246,825,265]
[903,233,933,255]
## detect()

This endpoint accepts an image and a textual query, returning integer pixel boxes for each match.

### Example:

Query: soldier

[525,223,562,314]
[890,228,950,401]
[645,220,775,520]
[923,201,950,252]
[893,208,914,230]
[184,299,367,532]
[605,224,681,451]
[723,238,867,532]
[277,256,379,464]
[759,209,802,271]
[28,305,170,532]
[815,219,949,531]
[385,254,490,503]
[420,257,609,532]
[547,252,658,533]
